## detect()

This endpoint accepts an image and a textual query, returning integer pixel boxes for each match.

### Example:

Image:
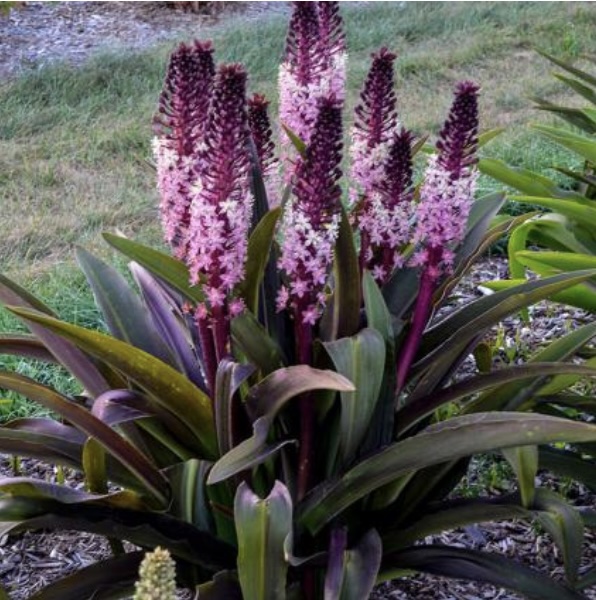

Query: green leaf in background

[235,481,292,600]
[321,206,361,341]
[231,310,285,376]
[8,307,217,459]
[239,207,282,315]
[534,124,596,163]
[324,328,385,470]
[0,334,59,363]
[300,412,596,534]
[501,445,538,508]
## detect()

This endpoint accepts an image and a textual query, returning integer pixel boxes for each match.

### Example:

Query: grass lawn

[0,1,595,417]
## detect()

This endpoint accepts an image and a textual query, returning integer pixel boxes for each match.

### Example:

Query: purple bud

[436,80,480,178]
[354,48,398,150]
[317,1,346,73]
[248,94,278,179]
[285,1,319,86]
[154,40,215,156]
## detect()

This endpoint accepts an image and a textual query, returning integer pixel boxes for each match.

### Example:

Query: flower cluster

[278,96,343,325]
[412,81,480,279]
[133,547,176,600]
[279,1,346,173]
[153,41,214,259]
[187,64,253,319]
[349,48,416,284]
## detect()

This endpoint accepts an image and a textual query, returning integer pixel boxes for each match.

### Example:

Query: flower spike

[278,95,343,326]
[153,41,215,259]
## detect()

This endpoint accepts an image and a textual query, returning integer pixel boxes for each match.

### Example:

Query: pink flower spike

[153,40,215,259]
[187,63,253,317]
[278,95,343,326]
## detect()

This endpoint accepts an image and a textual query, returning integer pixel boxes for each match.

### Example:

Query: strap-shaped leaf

[196,571,243,600]
[539,447,596,492]
[214,358,256,456]
[0,372,169,505]
[382,545,585,600]
[398,362,596,435]
[332,529,382,600]
[383,495,530,552]
[239,207,282,315]
[534,489,584,587]
[502,445,538,508]
[299,412,596,534]
[0,274,113,397]
[76,247,174,366]
[235,481,292,600]
[0,334,58,362]
[534,124,596,163]
[131,263,206,391]
[411,269,596,399]
[320,206,361,342]
[7,307,217,459]
[244,365,354,422]
[207,416,296,485]
[231,310,285,376]
[324,328,385,470]
[27,551,143,600]
[0,495,236,572]
[102,233,204,303]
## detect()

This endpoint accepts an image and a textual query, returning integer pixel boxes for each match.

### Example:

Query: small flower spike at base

[133,547,176,600]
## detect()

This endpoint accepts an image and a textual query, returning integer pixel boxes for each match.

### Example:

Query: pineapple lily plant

[2,4,596,599]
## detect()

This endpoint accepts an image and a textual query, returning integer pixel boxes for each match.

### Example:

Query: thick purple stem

[296,320,314,501]
[196,317,217,396]
[396,267,436,391]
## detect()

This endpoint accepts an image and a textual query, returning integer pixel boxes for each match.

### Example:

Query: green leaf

[412,269,596,399]
[0,334,58,363]
[281,124,306,157]
[321,207,361,341]
[539,447,596,492]
[0,372,169,505]
[323,328,385,469]
[165,459,213,532]
[102,233,203,304]
[27,551,143,600]
[231,310,285,376]
[299,412,596,534]
[76,247,173,366]
[362,271,394,344]
[0,495,236,572]
[336,529,382,600]
[534,124,596,164]
[196,571,243,600]
[214,359,255,456]
[537,49,596,88]
[534,489,584,587]
[207,416,296,485]
[478,158,577,199]
[501,445,538,508]
[239,207,282,315]
[383,545,585,600]
[244,365,355,422]
[382,496,530,552]
[0,274,114,397]
[83,437,108,494]
[8,307,217,459]
[235,481,292,600]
